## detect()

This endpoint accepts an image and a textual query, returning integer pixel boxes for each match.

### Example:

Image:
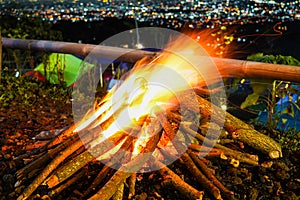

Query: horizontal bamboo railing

[2,37,156,63]
[2,37,300,83]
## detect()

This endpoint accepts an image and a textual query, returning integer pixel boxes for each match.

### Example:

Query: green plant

[228,53,300,152]
[278,130,300,152]
[0,73,72,108]
[226,53,300,153]
[0,14,63,74]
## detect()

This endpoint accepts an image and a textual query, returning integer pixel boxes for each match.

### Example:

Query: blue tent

[257,91,300,133]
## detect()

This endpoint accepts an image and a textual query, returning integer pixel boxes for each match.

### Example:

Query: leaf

[246,53,264,61]
[240,93,260,109]
[248,53,300,66]
[240,79,272,109]
[239,53,300,110]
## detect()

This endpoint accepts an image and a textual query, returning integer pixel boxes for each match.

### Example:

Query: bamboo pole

[2,37,300,82]
[1,37,156,63]
[213,57,300,82]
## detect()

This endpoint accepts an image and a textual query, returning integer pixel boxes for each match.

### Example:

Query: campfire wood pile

[14,90,282,200]
[4,36,295,200]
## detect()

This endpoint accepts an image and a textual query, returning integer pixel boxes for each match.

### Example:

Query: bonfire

[13,34,285,200]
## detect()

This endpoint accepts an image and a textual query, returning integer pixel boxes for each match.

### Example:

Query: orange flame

[75,32,223,158]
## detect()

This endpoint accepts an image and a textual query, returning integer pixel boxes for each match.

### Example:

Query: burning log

[15,92,281,199]
[163,110,260,166]
[13,34,284,200]
[179,91,282,159]
[88,117,162,200]
[43,132,129,188]
[158,116,234,199]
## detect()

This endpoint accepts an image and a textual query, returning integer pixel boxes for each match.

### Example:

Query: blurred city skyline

[1,0,300,59]
[1,0,299,24]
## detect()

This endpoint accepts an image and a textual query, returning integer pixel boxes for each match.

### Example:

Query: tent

[226,79,300,133]
[257,91,300,133]
[34,53,133,87]
[34,53,90,86]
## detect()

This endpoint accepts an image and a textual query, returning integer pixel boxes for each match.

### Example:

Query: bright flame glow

[76,33,220,158]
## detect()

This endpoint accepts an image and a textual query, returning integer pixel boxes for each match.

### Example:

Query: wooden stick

[166,109,181,124]
[88,119,162,200]
[184,126,259,166]
[48,168,87,197]
[128,173,137,199]
[44,132,127,188]
[98,134,136,166]
[151,100,259,166]
[188,150,235,200]
[157,111,176,141]
[24,142,48,150]
[111,181,125,200]
[189,143,222,153]
[88,169,131,200]
[15,124,76,161]
[153,158,204,200]
[180,152,222,200]
[17,139,84,200]
[83,165,114,198]
[156,118,223,200]
[180,92,282,158]
[16,134,81,185]
[17,127,97,183]
[82,133,138,198]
